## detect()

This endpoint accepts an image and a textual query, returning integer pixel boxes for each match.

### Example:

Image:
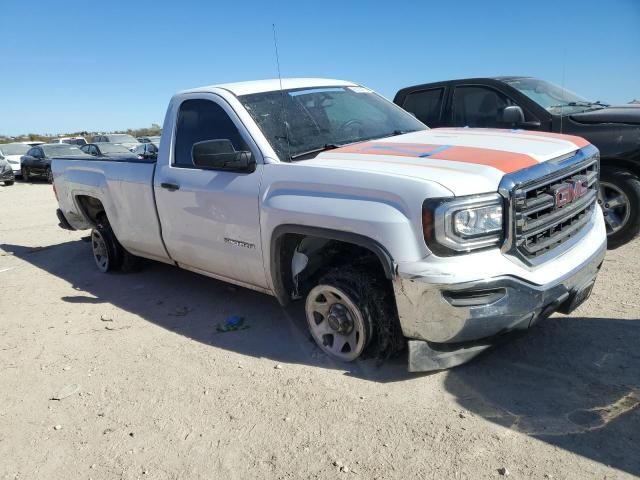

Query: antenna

[560,48,566,134]
[272,23,291,161]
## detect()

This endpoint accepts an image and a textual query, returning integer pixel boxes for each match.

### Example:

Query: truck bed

[52,157,171,263]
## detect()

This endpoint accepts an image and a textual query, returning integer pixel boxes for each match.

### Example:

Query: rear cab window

[401,88,445,126]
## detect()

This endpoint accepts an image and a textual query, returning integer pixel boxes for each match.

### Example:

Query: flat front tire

[304,266,403,362]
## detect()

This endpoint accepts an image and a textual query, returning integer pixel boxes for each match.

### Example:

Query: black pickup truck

[394,77,640,248]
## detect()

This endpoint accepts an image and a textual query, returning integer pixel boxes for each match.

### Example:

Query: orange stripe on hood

[331,142,538,173]
[514,130,590,148]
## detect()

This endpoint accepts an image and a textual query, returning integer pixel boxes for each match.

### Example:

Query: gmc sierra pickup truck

[394,76,640,248]
[52,78,606,371]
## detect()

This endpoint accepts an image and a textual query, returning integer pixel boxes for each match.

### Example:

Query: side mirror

[502,105,525,125]
[192,139,256,173]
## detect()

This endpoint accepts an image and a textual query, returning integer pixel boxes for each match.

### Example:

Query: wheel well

[75,195,106,226]
[271,226,395,306]
[601,158,640,178]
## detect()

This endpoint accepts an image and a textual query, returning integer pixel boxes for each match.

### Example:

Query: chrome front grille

[500,146,600,265]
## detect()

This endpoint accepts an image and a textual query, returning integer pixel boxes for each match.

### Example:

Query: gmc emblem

[551,176,589,208]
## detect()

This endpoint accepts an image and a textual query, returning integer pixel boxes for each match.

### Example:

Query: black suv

[394,77,640,248]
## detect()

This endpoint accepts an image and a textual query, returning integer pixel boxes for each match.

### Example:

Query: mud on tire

[312,265,405,361]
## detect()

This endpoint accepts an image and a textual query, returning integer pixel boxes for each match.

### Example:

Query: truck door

[154,95,267,290]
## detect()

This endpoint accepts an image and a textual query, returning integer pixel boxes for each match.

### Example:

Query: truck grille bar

[499,146,600,265]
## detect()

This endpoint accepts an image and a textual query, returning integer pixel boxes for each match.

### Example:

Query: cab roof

[180,78,358,96]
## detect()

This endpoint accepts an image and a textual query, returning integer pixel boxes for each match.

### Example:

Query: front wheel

[599,168,640,249]
[305,266,402,362]
[4,181,14,186]
[21,167,30,181]
[46,168,53,184]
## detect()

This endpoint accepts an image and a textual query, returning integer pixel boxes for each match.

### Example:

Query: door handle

[161,182,180,191]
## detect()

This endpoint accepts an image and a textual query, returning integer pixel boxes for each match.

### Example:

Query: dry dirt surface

[1,181,639,480]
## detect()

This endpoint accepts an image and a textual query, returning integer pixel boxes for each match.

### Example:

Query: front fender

[259,163,454,298]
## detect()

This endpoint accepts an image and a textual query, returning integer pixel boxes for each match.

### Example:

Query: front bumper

[393,210,607,371]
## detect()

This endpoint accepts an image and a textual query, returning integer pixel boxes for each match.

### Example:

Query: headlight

[423,193,504,255]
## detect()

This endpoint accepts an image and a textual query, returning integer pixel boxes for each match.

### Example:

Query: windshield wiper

[549,101,593,109]
[290,143,341,160]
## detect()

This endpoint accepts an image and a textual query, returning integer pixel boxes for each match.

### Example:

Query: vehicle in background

[394,77,640,248]
[92,134,139,151]
[0,156,15,185]
[21,144,83,183]
[50,136,87,146]
[137,136,161,144]
[131,141,158,160]
[81,143,140,160]
[53,78,606,372]
[0,143,31,176]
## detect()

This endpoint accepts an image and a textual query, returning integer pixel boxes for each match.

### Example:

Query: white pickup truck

[52,78,607,371]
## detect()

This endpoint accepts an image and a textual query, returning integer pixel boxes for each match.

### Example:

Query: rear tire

[91,217,141,273]
[91,224,120,273]
[4,181,14,186]
[599,168,640,249]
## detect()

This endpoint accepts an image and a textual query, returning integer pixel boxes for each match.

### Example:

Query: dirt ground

[0,180,638,480]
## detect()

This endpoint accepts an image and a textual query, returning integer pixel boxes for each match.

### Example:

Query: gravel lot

[0,181,638,480]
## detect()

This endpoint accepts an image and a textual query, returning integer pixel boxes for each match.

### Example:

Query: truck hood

[303,128,589,196]
[570,104,640,125]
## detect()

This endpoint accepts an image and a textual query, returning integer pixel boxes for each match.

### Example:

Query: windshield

[108,134,138,144]
[96,143,132,154]
[239,86,426,161]
[0,143,30,155]
[505,78,602,114]
[42,144,82,156]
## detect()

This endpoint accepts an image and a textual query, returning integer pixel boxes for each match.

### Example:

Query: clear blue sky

[1,0,638,136]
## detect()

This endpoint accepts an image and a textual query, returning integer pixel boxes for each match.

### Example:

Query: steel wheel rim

[599,181,631,235]
[91,230,109,272]
[305,285,366,362]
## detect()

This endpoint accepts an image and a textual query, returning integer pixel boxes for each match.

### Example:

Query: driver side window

[173,99,249,168]
[452,86,516,128]
[451,86,541,128]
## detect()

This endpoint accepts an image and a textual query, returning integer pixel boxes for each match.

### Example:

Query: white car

[91,134,139,151]
[49,137,87,146]
[0,142,31,175]
[52,78,606,371]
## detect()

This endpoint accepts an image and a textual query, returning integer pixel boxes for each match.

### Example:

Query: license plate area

[564,280,595,313]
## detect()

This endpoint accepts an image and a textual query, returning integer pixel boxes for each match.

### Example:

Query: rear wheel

[91,224,120,273]
[4,181,14,186]
[91,218,141,273]
[599,168,640,249]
